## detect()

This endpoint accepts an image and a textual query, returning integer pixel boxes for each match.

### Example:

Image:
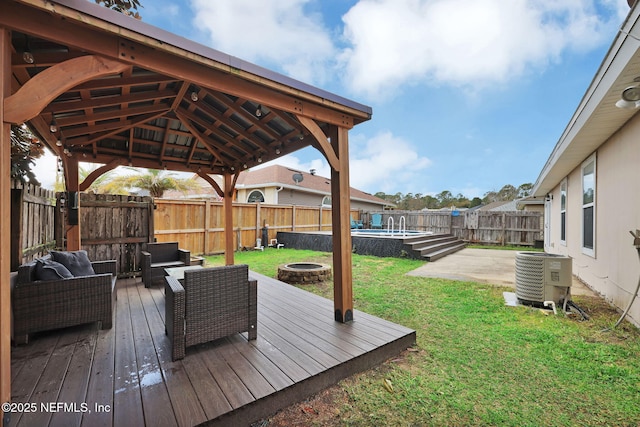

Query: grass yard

[206,249,640,427]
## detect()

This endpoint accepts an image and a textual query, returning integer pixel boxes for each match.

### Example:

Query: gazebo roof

[3,0,372,176]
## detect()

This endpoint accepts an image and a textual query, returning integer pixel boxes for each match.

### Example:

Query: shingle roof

[236,165,392,206]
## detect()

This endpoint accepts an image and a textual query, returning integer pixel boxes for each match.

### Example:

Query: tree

[98,168,197,198]
[11,124,44,185]
[95,0,142,19]
[517,183,533,198]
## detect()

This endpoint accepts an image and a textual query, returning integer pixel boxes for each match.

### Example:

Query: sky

[34,0,632,199]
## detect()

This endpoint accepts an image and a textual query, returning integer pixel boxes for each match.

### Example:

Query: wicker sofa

[12,252,117,345]
[141,242,190,288]
[165,264,257,361]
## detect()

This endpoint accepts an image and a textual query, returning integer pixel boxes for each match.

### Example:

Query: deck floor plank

[259,291,374,355]
[180,353,233,420]
[126,280,178,427]
[196,343,256,409]
[227,334,297,390]
[16,329,82,427]
[10,274,416,426]
[136,281,208,427]
[112,279,145,427]
[49,329,98,427]
[259,302,355,363]
[215,336,277,400]
[81,322,116,427]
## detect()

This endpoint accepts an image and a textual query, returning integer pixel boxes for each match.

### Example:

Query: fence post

[255,202,261,246]
[10,187,22,271]
[204,200,211,254]
[292,205,296,231]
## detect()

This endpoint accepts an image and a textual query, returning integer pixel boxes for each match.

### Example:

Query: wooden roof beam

[4,55,129,124]
[297,115,340,172]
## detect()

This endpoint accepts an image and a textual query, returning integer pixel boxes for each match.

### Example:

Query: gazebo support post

[1,27,12,426]
[329,125,354,323]
[223,172,235,266]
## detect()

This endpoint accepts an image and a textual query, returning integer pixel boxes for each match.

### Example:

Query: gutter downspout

[274,186,283,204]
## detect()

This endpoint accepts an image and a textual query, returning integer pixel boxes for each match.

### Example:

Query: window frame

[560,178,567,246]
[247,190,265,203]
[581,154,596,257]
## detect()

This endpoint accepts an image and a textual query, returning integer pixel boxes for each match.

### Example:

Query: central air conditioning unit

[515,252,572,305]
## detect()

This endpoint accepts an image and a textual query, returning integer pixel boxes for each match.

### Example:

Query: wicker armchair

[165,264,257,361]
[141,242,190,288]
[12,256,117,344]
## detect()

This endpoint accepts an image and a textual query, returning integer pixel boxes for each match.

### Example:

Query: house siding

[545,113,640,326]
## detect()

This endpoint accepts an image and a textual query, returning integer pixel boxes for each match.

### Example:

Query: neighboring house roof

[532,5,640,197]
[516,196,545,210]
[477,200,519,211]
[236,165,394,207]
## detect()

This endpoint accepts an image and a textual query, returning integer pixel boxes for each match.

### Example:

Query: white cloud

[256,131,430,195]
[189,0,335,83]
[349,131,432,194]
[340,0,628,98]
[32,149,59,190]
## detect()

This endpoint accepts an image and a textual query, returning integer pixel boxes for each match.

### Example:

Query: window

[247,190,265,203]
[581,155,596,256]
[560,179,567,245]
[321,195,332,207]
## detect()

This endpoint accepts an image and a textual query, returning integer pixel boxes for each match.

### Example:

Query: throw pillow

[35,259,73,280]
[50,250,96,277]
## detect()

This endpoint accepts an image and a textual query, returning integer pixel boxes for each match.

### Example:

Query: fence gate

[56,193,154,276]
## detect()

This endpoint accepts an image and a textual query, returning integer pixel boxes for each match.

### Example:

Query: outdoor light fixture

[55,139,62,147]
[49,118,58,133]
[257,157,262,163]
[190,91,199,102]
[622,85,640,102]
[255,105,262,117]
[615,83,640,109]
[22,50,34,64]
[615,98,640,109]
[275,148,281,155]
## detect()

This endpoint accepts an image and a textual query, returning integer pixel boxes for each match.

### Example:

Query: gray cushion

[50,250,96,277]
[35,259,73,280]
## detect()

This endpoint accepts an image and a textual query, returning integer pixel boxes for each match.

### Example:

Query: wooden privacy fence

[363,210,543,246]
[153,199,356,254]
[11,181,56,270]
[55,193,154,275]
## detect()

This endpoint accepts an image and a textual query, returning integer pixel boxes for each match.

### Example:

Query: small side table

[165,265,204,282]
[164,265,204,295]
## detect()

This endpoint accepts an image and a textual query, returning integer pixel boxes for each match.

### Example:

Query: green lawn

[206,249,640,426]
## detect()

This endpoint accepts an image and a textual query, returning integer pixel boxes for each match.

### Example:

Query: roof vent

[310,169,316,175]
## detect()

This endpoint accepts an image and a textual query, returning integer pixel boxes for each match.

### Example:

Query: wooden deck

[9,273,416,426]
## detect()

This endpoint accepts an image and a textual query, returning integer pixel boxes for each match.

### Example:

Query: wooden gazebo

[0,0,372,415]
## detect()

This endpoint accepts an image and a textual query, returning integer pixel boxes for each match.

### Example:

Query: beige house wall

[237,186,384,212]
[545,114,640,326]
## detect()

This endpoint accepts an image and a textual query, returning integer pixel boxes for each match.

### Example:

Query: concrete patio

[407,248,596,296]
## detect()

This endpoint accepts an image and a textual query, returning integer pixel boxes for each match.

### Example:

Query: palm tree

[99,168,197,198]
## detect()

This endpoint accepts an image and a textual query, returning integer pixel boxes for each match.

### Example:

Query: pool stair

[403,233,466,261]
